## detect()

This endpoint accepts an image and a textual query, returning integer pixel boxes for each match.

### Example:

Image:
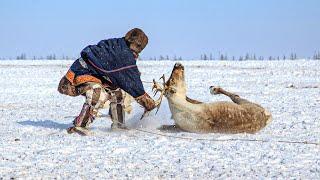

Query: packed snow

[0,60,319,179]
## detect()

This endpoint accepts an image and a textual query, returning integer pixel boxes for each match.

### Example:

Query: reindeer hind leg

[210,86,250,105]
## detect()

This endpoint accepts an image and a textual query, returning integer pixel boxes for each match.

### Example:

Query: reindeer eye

[170,89,176,93]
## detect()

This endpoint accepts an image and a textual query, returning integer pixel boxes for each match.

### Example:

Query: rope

[63,79,319,146]
[124,124,320,146]
[63,114,319,146]
[141,80,154,84]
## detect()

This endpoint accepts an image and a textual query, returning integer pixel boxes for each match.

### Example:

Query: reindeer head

[164,63,187,97]
[152,63,187,101]
[141,63,187,118]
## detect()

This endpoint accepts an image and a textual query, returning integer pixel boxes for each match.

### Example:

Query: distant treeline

[147,52,320,60]
[1,51,320,60]
[197,52,320,61]
[10,54,76,60]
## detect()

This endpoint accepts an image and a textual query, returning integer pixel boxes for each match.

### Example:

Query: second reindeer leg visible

[210,86,250,105]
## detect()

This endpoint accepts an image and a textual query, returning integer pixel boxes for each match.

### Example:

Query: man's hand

[136,93,157,111]
[136,93,158,119]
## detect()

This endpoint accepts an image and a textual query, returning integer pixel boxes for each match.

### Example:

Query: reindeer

[152,63,272,134]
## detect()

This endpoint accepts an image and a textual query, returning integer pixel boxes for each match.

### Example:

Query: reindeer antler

[140,74,166,120]
[152,74,166,114]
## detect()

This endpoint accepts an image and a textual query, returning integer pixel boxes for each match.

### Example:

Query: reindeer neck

[167,94,202,113]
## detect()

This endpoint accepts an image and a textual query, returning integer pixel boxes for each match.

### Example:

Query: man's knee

[123,92,133,114]
[58,76,78,96]
[85,83,109,108]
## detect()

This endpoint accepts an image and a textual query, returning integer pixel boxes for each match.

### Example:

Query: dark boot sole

[67,126,92,136]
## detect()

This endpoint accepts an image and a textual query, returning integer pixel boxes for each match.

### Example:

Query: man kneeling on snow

[58,28,157,133]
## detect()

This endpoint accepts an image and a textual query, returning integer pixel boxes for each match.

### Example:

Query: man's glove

[135,93,157,111]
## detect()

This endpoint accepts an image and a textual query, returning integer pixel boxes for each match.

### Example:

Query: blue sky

[0,0,319,59]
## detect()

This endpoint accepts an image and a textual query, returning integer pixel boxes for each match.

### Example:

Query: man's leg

[73,83,110,128]
[108,89,126,129]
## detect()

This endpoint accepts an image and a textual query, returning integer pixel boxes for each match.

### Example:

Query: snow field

[0,60,319,179]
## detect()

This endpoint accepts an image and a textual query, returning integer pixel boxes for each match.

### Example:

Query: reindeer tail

[264,109,272,125]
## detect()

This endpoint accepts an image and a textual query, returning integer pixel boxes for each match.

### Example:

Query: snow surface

[0,60,319,179]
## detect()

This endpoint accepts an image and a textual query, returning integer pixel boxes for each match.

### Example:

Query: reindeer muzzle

[174,63,184,70]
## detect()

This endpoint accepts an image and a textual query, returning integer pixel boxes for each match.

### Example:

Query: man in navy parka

[58,28,157,132]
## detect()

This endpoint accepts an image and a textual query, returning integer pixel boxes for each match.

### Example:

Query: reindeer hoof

[210,86,221,95]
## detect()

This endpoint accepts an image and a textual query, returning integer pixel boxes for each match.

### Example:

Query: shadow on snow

[18,120,71,130]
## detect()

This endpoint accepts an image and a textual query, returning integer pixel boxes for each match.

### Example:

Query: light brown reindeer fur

[159,63,272,134]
